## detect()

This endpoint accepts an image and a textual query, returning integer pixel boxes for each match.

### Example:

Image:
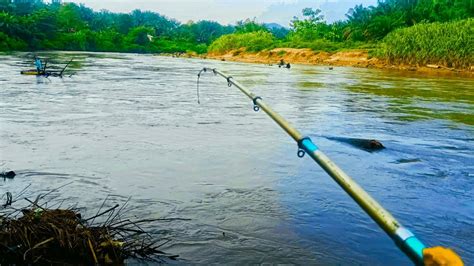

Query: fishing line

[197,68,223,104]
[196,68,211,104]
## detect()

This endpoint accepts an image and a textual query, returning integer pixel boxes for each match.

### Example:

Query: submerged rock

[327,137,385,152]
[394,158,422,164]
[1,171,16,179]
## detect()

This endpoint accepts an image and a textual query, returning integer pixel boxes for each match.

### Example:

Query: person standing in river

[34,55,44,74]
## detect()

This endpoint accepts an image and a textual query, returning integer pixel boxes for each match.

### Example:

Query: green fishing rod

[197,67,427,265]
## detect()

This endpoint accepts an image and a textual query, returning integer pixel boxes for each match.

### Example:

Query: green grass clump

[376,18,473,68]
[208,31,275,53]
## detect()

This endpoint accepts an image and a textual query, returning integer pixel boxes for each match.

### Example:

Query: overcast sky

[62,0,377,26]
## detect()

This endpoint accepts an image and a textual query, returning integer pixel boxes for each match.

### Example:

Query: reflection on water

[297,81,326,90]
[0,52,473,265]
[345,75,474,125]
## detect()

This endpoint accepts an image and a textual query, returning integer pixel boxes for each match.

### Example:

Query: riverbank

[201,48,473,77]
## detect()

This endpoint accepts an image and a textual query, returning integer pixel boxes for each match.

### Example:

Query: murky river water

[1,52,473,265]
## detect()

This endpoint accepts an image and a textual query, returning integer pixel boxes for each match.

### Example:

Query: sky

[61,0,378,26]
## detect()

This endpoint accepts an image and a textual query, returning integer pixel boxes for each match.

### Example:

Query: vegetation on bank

[0,0,472,68]
[376,18,473,68]
[208,31,275,53]
[208,33,366,54]
[0,2,233,53]
[207,0,473,68]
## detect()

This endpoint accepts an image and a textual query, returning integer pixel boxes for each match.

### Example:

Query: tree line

[0,1,234,53]
[1,0,472,67]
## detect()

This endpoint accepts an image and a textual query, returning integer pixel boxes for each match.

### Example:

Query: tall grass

[208,31,275,53]
[376,18,473,68]
[208,31,364,53]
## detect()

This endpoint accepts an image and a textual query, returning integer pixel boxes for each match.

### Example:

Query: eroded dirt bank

[199,48,472,77]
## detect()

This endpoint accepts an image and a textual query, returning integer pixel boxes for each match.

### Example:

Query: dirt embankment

[200,48,473,77]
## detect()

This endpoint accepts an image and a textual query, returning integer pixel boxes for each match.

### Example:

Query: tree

[125,26,153,47]
[57,3,86,32]
[290,8,326,41]
[235,19,268,33]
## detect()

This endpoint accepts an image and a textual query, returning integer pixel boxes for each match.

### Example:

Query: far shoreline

[5,49,472,78]
[197,48,473,78]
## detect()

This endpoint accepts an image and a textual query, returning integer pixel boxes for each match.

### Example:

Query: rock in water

[327,137,385,152]
[365,139,385,151]
[1,171,16,179]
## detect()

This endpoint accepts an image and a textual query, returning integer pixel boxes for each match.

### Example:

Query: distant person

[278,59,285,68]
[34,56,43,74]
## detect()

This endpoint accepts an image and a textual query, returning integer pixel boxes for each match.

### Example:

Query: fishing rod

[197,67,427,265]
[43,61,48,73]
[59,58,74,77]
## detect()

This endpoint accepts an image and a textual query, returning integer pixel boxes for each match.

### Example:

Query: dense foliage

[207,0,472,68]
[342,0,473,42]
[285,0,472,47]
[208,31,275,53]
[0,1,233,53]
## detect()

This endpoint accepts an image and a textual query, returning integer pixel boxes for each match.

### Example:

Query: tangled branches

[0,195,179,264]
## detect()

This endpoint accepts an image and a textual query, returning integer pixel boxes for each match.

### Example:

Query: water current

[1,52,473,265]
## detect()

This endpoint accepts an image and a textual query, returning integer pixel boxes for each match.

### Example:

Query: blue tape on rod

[394,227,426,265]
[405,236,426,263]
[302,138,318,153]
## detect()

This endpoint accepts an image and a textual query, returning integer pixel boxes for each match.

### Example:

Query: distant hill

[263,23,288,30]
[263,23,290,38]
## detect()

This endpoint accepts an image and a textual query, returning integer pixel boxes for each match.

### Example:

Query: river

[1,52,473,265]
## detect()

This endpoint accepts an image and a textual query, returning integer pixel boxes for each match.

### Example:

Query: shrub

[208,31,275,53]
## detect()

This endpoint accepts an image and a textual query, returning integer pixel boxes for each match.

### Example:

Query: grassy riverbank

[202,48,472,76]
[376,19,473,69]
[206,18,473,72]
